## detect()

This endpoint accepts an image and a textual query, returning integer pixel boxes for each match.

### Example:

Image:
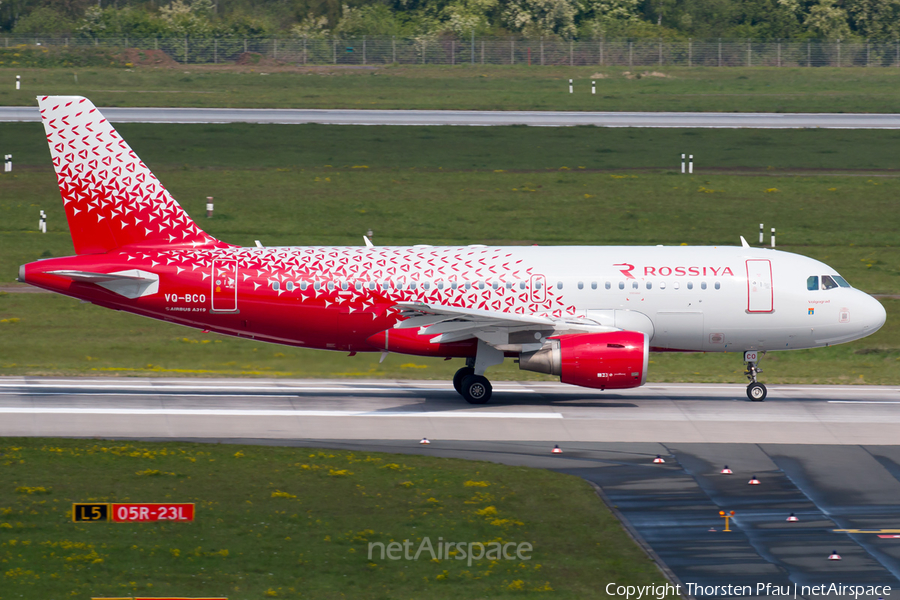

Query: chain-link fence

[4,36,900,67]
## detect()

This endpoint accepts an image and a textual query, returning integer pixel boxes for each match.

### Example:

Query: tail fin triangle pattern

[38,95,218,255]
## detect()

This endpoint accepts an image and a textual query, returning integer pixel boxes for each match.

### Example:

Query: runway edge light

[721,465,732,474]
[653,455,665,464]
[829,550,842,560]
[787,513,799,522]
[749,475,761,485]
[551,445,563,454]
[419,437,431,445]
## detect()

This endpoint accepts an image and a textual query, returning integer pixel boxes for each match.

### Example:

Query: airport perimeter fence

[5,35,900,68]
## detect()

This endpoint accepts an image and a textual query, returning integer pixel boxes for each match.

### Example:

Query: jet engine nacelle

[518,331,649,390]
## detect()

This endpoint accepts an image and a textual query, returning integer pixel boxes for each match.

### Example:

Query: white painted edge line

[828,401,900,404]
[0,387,535,395]
[0,407,563,418]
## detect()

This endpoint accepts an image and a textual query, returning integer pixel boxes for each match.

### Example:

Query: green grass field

[0,438,668,599]
[1,123,897,381]
[4,65,900,112]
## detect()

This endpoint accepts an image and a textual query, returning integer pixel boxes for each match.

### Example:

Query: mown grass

[4,65,900,112]
[0,438,666,599]
[1,123,897,381]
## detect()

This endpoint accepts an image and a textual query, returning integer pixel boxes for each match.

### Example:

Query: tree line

[3,0,899,41]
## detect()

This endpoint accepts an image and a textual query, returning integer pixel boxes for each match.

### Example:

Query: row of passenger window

[270,279,722,292]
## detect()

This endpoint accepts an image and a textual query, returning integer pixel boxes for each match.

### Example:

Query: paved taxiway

[4,376,900,596]
[3,106,900,128]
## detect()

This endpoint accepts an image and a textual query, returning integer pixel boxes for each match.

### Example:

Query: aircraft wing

[393,301,614,346]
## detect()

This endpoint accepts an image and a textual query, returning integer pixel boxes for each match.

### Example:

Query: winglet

[364,236,374,247]
[740,236,750,248]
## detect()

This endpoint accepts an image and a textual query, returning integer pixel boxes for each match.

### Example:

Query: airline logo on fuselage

[615,264,735,278]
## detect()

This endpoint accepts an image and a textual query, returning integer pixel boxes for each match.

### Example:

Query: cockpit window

[821,275,839,290]
[807,276,819,291]
[833,275,851,288]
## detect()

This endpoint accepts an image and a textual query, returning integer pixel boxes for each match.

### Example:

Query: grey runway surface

[2,377,899,444]
[3,106,900,128]
[5,376,900,596]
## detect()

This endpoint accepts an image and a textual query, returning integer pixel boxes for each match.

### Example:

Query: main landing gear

[453,342,504,404]
[744,351,767,402]
[453,363,492,405]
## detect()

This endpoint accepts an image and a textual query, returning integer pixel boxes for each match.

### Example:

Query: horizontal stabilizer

[48,269,159,299]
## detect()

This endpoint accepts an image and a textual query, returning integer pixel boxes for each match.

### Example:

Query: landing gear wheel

[461,374,492,404]
[453,367,475,394]
[747,382,767,402]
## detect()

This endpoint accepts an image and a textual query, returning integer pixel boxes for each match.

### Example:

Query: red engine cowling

[518,331,649,390]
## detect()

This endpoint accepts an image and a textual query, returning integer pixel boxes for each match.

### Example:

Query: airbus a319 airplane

[19,96,886,403]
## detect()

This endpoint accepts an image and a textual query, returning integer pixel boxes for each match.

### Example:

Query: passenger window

[506,282,513,290]
[618,282,625,290]
[578,282,584,290]
[341,282,348,291]
[834,275,851,288]
[300,281,308,291]
[437,281,444,290]
[660,282,666,290]
[701,282,707,290]
[807,276,819,291]
[605,282,611,290]
[354,282,362,291]
[557,282,563,290]
[592,282,598,290]
[519,282,526,290]
[714,282,721,290]
[465,282,471,290]
[423,282,430,290]
[451,282,458,290]
[687,282,693,290]
[646,282,652,290]
[271,281,280,291]
[478,281,485,290]
[492,281,499,290]
[327,282,335,291]
[286,281,294,291]
[368,282,375,290]
[673,282,679,290]
[632,281,639,290]
[822,275,839,290]
[535,282,542,290]
[410,282,417,290]
[314,282,321,291]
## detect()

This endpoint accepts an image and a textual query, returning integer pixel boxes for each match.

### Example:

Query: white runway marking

[0,407,562,419]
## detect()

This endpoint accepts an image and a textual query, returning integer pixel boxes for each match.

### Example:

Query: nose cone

[863,294,887,336]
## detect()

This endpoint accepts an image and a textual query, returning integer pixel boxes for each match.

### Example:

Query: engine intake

[518,331,649,390]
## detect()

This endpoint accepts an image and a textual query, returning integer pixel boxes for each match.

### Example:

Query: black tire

[747,382,767,402]
[453,367,475,394]
[461,374,492,404]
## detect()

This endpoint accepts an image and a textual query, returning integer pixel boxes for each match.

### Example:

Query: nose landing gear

[744,351,766,401]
